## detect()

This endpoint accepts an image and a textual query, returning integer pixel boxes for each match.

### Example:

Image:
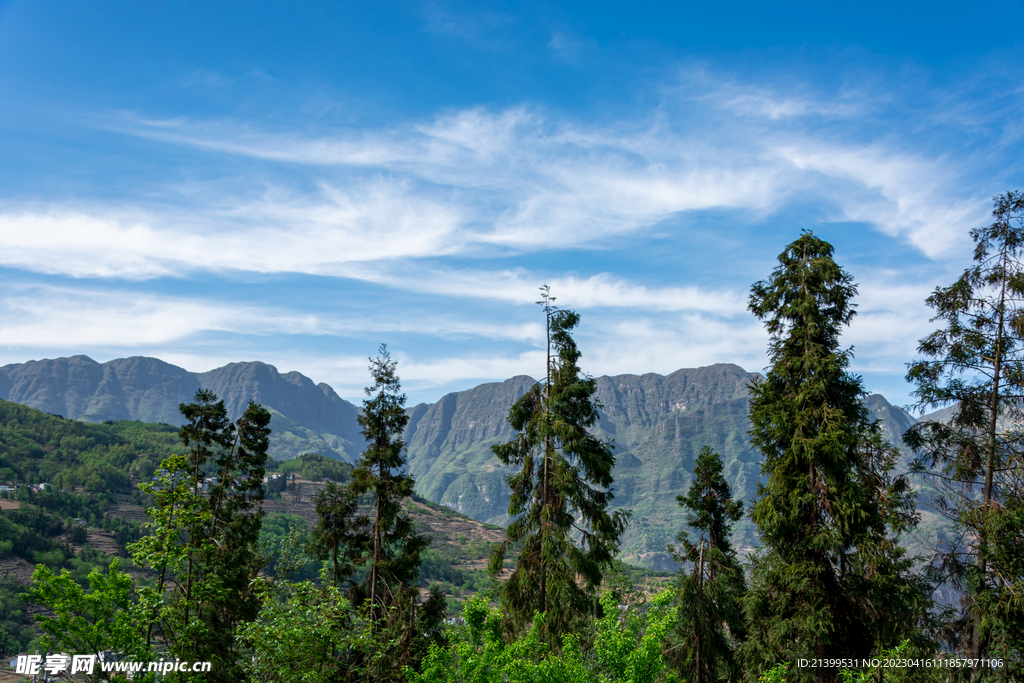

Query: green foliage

[33,488,113,519]
[758,663,790,683]
[0,577,37,656]
[128,390,271,682]
[25,558,150,679]
[904,190,1024,666]
[272,452,353,482]
[348,346,430,616]
[593,591,679,683]
[100,514,145,552]
[409,589,678,683]
[975,499,1024,677]
[238,578,363,683]
[489,287,629,643]
[129,452,218,660]
[417,540,497,597]
[239,576,448,683]
[0,399,179,492]
[298,347,445,681]
[834,640,948,683]
[667,445,745,683]
[260,513,320,581]
[0,505,70,563]
[309,480,366,587]
[744,232,928,681]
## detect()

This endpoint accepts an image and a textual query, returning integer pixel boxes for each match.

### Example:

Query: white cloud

[109,99,978,252]
[370,268,750,314]
[41,78,992,284]
[773,143,986,257]
[0,284,550,352]
[843,276,943,375]
[397,350,545,387]
[0,287,323,348]
[1,64,1012,408]
[0,181,468,278]
[580,314,769,378]
[684,69,866,121]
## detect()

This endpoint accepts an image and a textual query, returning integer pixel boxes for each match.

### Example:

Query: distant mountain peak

[0,354,916,570]
[0,355,362,462]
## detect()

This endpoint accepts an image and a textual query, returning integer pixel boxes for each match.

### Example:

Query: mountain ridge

[0,355,918,568]
[0,355,365,461]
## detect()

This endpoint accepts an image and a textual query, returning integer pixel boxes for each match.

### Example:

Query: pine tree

[742,232,925,683]
[203,399,271,673]
[488,286,629,643]
[667,445,745,683]
[348,345,430,620]
[310,480,366,587]
[905,191,1024,675]
[130,389,271,682]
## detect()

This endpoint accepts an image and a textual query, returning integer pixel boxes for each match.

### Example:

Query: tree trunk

[974,250,1008,667]
[694,541,704,683]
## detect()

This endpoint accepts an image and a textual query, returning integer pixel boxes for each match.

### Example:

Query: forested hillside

[0,400,527,655]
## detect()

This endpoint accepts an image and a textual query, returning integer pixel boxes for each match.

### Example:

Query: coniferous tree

[302,348,443,682]
[310,480,366,587]
[667,445,745,683]
[742,232,926,683]
[204,400,271,673]
[905,191,1024,675]
[130,389,271,682]
[348,345,430,619]
[488,286,629,643]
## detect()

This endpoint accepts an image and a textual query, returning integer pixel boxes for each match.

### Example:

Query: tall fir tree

[488,286,629,643]
[905,191,1024,676]
[742,232,926,683]
[667,445,746,683]
[129,389,271,683]
[302,348,446,682]
[203,399,271,674]
[348,345,430,619]
[310,480,366,587]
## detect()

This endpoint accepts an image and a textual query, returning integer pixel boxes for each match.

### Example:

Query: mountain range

[0,355,923,568]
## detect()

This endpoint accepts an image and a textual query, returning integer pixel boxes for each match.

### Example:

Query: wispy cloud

[421,3,514,44]
[774,142,988,257]
[0,284,548,350]
[0,286,329,348]
[0,181,468,278]
[2,60,1018,407]
[361,267,750,314]
[581,314,769,378]
[82,74,998,269]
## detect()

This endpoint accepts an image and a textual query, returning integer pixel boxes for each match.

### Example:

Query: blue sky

[1,0,1023,409]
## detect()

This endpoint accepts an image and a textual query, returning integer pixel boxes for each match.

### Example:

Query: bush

[408,590,680,683]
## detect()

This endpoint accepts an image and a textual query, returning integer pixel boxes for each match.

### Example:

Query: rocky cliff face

[400,364,766,568]
[196,362,365,460]
[401,364,917,568]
